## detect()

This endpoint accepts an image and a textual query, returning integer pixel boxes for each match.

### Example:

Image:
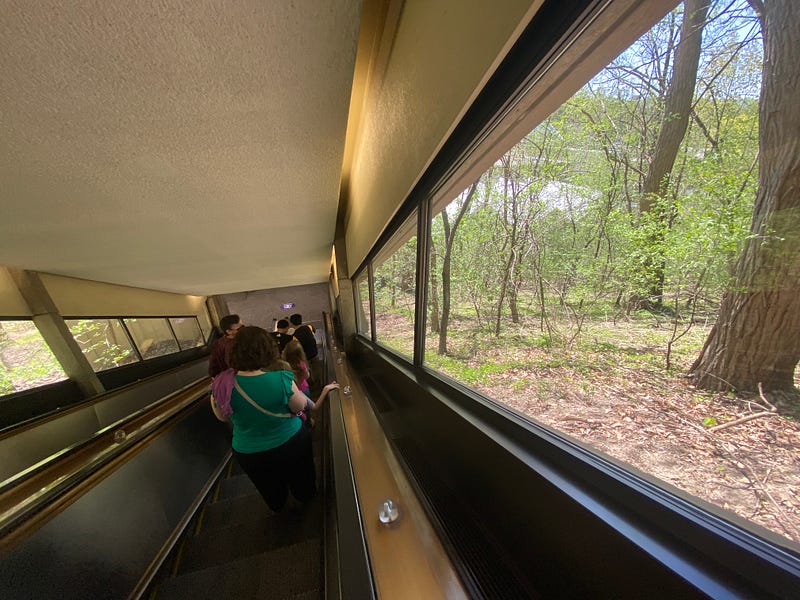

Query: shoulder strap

[233,379,294,418]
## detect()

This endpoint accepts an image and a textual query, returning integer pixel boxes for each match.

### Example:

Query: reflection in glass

[123,318,180,359]
[66,319,139,372]
[169,317,205,350]
[0,320,67,395]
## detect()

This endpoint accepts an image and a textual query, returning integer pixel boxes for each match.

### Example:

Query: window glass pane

[169,317,205,350]
[0,320,67,394]
[66,319,139,372]
[123,318,179,359]
[373,211,417,359]
[355,273,372,338]
[424,3,798,546]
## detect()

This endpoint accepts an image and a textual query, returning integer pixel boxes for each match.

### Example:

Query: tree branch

[708,383,778,432]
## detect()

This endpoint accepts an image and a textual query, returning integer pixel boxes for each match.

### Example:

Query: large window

[123,318,180,360]
[66,316,205,372]
[66,319,139,372]
[355,272,372,339]
[367,2,800,549]
[0,320,67,394]
[371,211,417,359]
[169,317,205,350]
[1,313,209,401]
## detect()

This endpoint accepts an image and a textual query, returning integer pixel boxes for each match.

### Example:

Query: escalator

[0,320,380,600]
[148,427,325,599]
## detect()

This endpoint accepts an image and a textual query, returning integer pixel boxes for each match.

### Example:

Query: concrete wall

[224,283,330,331]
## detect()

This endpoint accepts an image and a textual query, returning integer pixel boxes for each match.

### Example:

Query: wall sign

[281,303,296,310]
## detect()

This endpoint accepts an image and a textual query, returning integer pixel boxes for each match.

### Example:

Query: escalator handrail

[0,377,210,494]
[322,312,377,600]
[0,356,210,440]
[0,379,210,543]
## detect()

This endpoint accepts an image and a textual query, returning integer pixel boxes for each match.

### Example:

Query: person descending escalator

[269,318,294,353]
[289,314,321,388]
[208,326,338,512]
[208,314,243,377]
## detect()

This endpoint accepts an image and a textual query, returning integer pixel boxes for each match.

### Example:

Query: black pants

[233,426,316,512]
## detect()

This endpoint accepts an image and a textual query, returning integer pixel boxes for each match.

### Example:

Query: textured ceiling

[0,1,361,295]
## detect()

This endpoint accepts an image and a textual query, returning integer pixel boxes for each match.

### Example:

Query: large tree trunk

[690,0,800,393]
[636,0,709,309]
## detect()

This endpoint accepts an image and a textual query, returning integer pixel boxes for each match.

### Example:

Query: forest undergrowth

[378,311,800,546]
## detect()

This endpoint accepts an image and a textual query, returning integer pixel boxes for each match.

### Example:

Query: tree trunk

[636,0,710,309]
[508,265,520,324]
[438,180,480,354]
[690,0,800,393]
[494,158,517,336]
[439,210,453,354]
[429,237,440,334]
[495,248,515,336]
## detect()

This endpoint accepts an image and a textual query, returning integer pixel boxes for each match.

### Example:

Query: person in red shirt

[209,314,243,377]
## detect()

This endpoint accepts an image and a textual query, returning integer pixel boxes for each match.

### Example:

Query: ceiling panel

[0,0,361,294]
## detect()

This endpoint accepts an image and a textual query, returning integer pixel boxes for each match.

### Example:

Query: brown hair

[282,340,307,384]
[228,326,280,371]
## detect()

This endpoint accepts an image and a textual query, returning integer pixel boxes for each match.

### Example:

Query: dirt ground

[374,311,800,546]
[477,353,800,547]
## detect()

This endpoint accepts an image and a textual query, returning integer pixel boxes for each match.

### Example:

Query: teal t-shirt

[230,370,301,453]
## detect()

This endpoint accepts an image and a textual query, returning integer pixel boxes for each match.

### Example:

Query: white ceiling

[0,1,361,295]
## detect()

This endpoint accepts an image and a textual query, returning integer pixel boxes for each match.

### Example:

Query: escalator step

[218,473,258,500]
[155,538,321,600]
[199,492,272,533]
[177,499,323,575]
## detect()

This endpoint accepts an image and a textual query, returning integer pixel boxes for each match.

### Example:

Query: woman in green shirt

[210,326,318,511]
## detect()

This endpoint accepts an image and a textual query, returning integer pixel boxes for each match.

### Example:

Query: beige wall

[343,0,540,272]
[0,268,209,326]
[0,267,32,316]
[40,273,207,317]
[224,283,331,331]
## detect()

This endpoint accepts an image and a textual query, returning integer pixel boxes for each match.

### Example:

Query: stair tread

[200,492,273,532]
[156,538,321,600]
[178,499,323,574]
[218,473,259,500]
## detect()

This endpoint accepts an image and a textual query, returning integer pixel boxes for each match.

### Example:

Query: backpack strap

[233,379,294,418]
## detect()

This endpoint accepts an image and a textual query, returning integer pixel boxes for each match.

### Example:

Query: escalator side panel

[0,404,229,599]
